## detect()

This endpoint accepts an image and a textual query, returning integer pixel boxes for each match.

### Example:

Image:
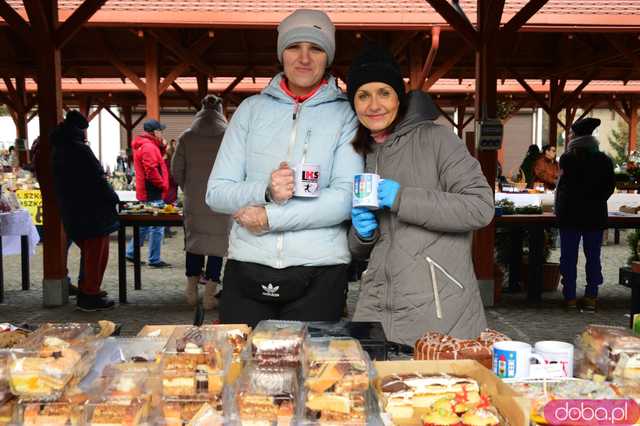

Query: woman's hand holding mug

[269,162,295,204]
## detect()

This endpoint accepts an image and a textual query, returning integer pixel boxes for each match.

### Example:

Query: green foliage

[609,120,630,167]
[0,105,8,117]
[627,229,640,265]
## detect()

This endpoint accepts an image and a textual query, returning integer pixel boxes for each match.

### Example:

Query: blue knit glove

[378,179,401,209]
[351,207,378,239]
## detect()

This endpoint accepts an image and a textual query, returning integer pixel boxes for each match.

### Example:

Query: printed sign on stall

[16,189,43,226]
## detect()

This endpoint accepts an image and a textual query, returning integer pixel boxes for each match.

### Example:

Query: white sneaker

[186,276,199,306]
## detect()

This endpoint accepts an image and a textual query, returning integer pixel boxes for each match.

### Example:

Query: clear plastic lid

[203,324,252,357]
[8,347,82,400]
[161,328,229,401]
[235,365,298,425]
[246,320,308,367]
[302,338,371,425]
[159,398,224,426]
[164,326,225,356]
[304,338,370,390]
[17,323,100,350]
[18,401,84,426]
[578,325,640,351]
[91,370,160,404]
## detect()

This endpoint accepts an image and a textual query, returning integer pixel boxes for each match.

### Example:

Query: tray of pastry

[302,338,372,425]
[234,364,298,426]
[246,320,308,368]
[160,327,228,400]
[84,398,152,426]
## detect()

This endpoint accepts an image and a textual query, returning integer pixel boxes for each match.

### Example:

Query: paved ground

[0,228,634,344]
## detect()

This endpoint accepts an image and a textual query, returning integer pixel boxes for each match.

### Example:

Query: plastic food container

[302,338,371,425]
[235,365,298,426]
[245,320,308,368]
[575,324,640,382]
[161,327,229,400]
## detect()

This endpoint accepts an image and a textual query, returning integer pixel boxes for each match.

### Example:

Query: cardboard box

[374,360,530,426]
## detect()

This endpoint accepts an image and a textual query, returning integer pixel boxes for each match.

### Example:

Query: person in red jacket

[126,119,171,267]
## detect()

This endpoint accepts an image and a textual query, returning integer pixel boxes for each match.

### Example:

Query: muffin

[460,408,500,426]
[422,407,463,426]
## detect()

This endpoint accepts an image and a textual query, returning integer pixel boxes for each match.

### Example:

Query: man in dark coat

[555,117,615,312]
[52,110,119,311]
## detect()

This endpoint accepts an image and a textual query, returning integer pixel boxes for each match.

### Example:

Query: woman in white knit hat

[206,9,363,326]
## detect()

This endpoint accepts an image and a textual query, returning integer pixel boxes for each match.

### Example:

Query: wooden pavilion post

[630,96,638,153]
[14,72,29,165]
[472,0,501,306]
[145,34,160,120]
[27,0,67,306]
[122,103,133,151]
[548,79,560,146]
[197,73,208,102]
[0,0,107,305]
[425,0,548,305]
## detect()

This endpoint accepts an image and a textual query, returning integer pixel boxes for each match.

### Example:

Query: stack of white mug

[492,340,575,380]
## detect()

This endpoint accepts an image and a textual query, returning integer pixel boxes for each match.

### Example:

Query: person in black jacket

[52,110,119,311]
[555,117,615,312]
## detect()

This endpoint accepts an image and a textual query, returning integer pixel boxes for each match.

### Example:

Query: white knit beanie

[277,9,335,65]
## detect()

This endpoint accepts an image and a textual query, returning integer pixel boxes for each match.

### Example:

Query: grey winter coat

[172,103,231,257]
[350,91,494,346]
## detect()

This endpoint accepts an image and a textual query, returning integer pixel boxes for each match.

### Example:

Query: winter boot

[186,276,199,306]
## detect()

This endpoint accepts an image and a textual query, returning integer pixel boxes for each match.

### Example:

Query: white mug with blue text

[492,341,545,379]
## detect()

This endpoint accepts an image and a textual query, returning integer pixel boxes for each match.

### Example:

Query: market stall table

[495,212,640,304]
[0,209,38,303]
[117,213,183,303]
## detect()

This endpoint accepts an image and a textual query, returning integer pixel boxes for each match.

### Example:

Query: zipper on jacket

[277,101,302,268]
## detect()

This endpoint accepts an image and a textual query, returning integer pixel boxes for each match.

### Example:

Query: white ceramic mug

[534,341,574,378]
[492,341,546,379]
[293,163,320,197]
[353,173,380,209]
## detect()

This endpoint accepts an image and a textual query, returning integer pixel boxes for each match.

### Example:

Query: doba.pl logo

[261,283,280,298]
[544,399,640,425]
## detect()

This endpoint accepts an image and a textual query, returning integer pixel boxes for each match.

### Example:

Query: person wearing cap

[206,9,363,326]
[172,95,229,310]
[126,119,171,268]
[51,110,119,311]
[346,43,494,345]
[555,117,615,312]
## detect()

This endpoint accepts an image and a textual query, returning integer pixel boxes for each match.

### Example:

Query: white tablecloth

[496,192,640,212]
[0,209,39,256]
[115,190,137,202]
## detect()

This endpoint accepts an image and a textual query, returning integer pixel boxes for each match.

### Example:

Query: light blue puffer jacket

[206,73,363,268]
